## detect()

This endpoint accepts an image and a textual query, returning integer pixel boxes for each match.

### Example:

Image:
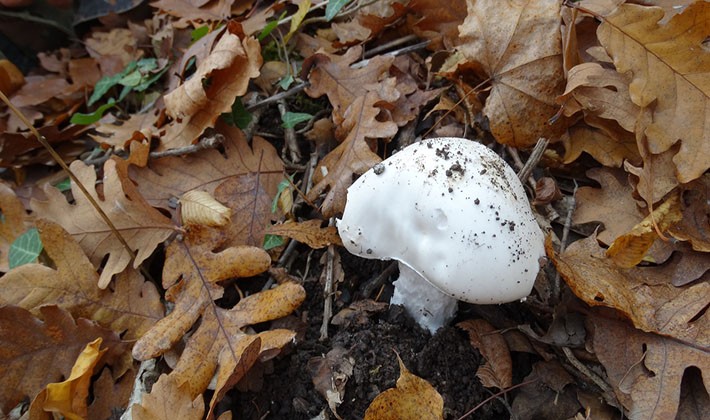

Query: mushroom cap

[337,137,545,304]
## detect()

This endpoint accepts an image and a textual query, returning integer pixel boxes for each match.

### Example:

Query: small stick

[360,261,398,299]
[277,99,303,162]
[320,232,336,341]
[148,133,224,159]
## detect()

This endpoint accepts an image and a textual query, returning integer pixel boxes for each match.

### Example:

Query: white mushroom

[337,137,545,333]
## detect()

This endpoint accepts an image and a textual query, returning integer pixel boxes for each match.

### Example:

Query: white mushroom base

[390,263,458,334]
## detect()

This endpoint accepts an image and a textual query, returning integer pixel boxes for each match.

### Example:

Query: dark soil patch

[228,260,508,420]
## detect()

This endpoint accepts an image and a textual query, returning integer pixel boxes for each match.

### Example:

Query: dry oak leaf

[90,111,160,151]
[0,219,163,341]
[458,319,513,389]
[589,313,710,420]
[549,235,709,348]
[180,190,231,227]
[597,2,710,183]
[331,0,408,46]
[127,127,283,216]
[0,305,126,414]
[563,118,640,168]
[625,145,680,207]
[606,191,683,267]
[207,335,262,419]
[573,167,644,245]
[0,181,32,272]
[28,338,106,420]
[457,0,570,147]
[266,219,343,249]
[558,62,640,133]
[87,368,136,420]
[151,0,233,29]
[406,0,467,50]
[304,48,399,216]
[161,22,261,150]
[31,159,175,289]
[130,374,204,420]
[668,175,710,252]
[364,354,444,420]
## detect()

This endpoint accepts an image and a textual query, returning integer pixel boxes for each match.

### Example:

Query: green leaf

[325,0,351,21]
[263,234,286,250]
[278,74,294,90]
[88,61,137,106]
[222,97,252,129]
[191,25,210,42]
[271,176,294,213]
[70,98,116,125]
[258,11,287,41]
[9,228,43,269]
[134,65,170,92]
[281,112,313,129]
[54,178,71,192]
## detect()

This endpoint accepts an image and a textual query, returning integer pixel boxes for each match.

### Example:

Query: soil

[225,251,517,420]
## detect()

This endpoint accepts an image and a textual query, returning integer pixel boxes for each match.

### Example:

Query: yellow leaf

[131,374,204,420]
[180,190,231,227]
[284,0,311,44]
[597,2,710,183]
[364,354,443,420]
[606,192,683,267]
[36,338,106,420]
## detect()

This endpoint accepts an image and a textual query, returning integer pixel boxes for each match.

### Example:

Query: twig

[458,379,538,420]
[360,261,398,299]
[351,40,431,69]
[561,347,619,408]
[515,137,549,183]
[149,133,224,159]
[277,99,303,162]
[364,34,420,58]
[320,220,336,341]
[552,181,578,300]
[246,83,309,112]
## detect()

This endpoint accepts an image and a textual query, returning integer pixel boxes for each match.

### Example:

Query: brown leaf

[0,305,126,413]
[458,319,512,389]
[457,0,570,147]
[669,175,710,252]
[558,62,640,133]
[563,120,640,168]
[625,145,680,206]
[308,346,355,419]
[207,336,261,419]
[549,235,709,347]
[161,22,261,150]
[214,172,275,247]
[304,47,401,216]
[85,28,141,74]
[126,128,283,218]
[332,1,407,46]
[589,313,710,419]
[30,159,175,288]
[573,167,644,245]
[364,353,443,420]
[606,192,683,267]
[87,368,135,420]
[91,111,159,151]
[130,374,204,420]
[29,338,106,420]
[266,219,342,249]
[406,0,467,50]
[0,219,163,341]
[597,2,710,183]
[180,190,231,227]
[0,181,32,272]
[152,0,233,28]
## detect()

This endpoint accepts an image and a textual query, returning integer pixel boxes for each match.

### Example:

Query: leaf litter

[0,0,708,419]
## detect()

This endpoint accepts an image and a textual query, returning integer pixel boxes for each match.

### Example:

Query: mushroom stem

[390,263,458,334]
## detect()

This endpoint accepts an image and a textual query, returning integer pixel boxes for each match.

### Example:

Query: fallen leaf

[624,145,680,206]
[0,305,126,413]
[304,47,400,216]
[130,374,204,420]
[207,335,261,419]
[406,0,467,50]
[606,192,683,267]
[152,0,233,28]
[563,120,640,167]
[364,353,443,420]
[308,346,355,419]
[87,368,136,420]
[161,22,261,150]
[549,235,709,347]
[573,167,644,245]
[597,2,710,183]
[85,28,142,75]
[266,219,342,249]
[30,159,175,288]
[0,181,32,272]
[457,0,571,147]
[180,190,231,227]
[458,319,512,389]
[589,312,710,419]
[0,219,163,341]
[30,338,106,420]
[669,175,710,252]
[331,0,407,46]
[126,128,283,217]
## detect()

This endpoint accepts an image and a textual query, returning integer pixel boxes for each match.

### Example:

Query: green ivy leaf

[281,112,313,129]
[222,97,252,129]
[325,0,351,21]
[70,98,116,125]
[258,11,288,41]
[191,25,210,42]
[263,234,286,250]
[54,178,71,192]
[9,228,43,269]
